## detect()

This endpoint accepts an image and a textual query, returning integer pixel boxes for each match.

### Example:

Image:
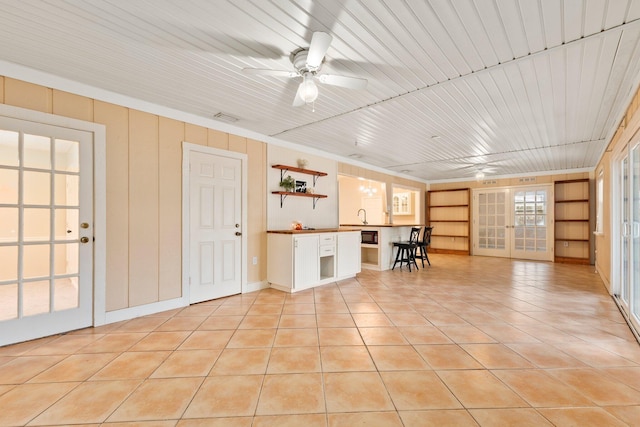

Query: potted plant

[279,175,295,192]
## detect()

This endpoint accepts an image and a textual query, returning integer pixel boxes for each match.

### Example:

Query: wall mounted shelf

[272,164,328,209]
[272,164,327,186]
[271,191,327,208]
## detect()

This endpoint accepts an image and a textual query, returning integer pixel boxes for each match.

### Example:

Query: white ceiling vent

[213,112,240,123]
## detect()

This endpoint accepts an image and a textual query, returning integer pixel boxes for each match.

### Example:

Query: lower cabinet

[293,235,319,291]
[267,231,361,292]
[337,231,361,277]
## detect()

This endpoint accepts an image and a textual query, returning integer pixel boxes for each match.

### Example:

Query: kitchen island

[267,229,361,292]
[340,224,424,271]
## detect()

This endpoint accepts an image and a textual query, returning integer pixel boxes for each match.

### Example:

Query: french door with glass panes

[473,186,553,261]
[614,142,640,334]
[0,117,93,346]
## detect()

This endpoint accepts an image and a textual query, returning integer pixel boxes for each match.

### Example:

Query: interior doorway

[182,143,247,303]
[0,116,94,346]
[472,186,553,261]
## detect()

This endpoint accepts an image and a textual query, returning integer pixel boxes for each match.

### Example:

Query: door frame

[0,103,107,328]
[472,184,554,261]
[612,135,640,334]
[182,142,248,302]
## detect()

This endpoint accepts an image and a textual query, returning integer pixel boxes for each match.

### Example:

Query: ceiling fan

[242,31,368,107]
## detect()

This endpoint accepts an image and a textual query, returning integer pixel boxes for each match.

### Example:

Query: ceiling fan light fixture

[298,73,318,103]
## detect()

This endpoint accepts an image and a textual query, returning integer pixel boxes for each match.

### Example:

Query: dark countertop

[267,228,361,234]
[340,224,424,228]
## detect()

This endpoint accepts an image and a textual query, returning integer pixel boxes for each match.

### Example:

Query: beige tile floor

[1,254,640,426]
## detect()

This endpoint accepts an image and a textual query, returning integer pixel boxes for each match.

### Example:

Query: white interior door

[189,150,242,303]
[473,186,553,261]
[0,117,93,346]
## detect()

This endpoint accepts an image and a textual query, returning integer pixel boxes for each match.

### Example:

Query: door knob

[235,232,242,236]
[80,237,90,243]
[80,223,89,229]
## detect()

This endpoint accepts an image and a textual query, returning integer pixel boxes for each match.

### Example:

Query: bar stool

[392,227,420,271]
[415,226,433,267]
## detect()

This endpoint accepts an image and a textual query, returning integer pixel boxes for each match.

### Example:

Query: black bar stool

[392,227,420,271]
[415,226,433,267]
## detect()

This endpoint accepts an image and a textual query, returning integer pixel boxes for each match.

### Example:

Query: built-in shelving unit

[272,164,327,209]
[427,188,470,255]
[554,178,591,264]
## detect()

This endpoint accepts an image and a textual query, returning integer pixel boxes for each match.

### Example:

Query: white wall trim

[0,103,107,327]
[245,280,269,294]
[104,297,185,324]
[182,142,249,302]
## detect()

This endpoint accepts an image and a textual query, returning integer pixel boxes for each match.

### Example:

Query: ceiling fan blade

[318,74,368,90]
[242,68,297,78]
[292,85,306,107]
[306,32,332,68]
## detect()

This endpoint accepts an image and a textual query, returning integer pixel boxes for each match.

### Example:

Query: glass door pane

[0,125,82,321]
[473,189,510,258]
[622,156,630,307]
[511,186,552,261]
[0,115,93,347]
[632,145,640,326]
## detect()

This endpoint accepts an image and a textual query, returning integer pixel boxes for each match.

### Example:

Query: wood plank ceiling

[0,0,639,181]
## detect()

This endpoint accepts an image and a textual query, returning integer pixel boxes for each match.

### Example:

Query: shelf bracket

[313,196,319,209]
[312,175,318,187]
[279,193,288,208]
[279,168,289,182]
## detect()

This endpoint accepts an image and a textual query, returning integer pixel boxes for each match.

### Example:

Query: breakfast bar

[339,224,424,271]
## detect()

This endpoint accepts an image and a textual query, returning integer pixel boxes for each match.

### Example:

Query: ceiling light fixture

[359,180,378,196]
[298,72,318,103]
[475,171,486,181]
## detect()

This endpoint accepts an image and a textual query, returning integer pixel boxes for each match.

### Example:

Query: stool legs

[392,245,418,271]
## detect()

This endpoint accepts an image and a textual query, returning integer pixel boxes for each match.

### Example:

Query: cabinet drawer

[319,234,335,244]
[319,245,335,256]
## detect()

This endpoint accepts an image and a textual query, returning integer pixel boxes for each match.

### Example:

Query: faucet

[357,208,368,225]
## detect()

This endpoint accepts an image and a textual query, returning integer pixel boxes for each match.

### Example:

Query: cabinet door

[294,235,319,290]
[337,232,361,278]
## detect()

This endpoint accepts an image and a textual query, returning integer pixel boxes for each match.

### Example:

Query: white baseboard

[104,297,188,324]
[244,280,269,293]
[103,281,269,325]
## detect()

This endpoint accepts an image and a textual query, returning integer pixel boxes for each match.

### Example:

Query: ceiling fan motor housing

[290,49,323,74]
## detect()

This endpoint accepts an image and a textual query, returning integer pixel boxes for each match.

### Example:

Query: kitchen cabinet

[267,230,361,292]
[337,231,361,277]
[392,192,412,215]
[294,235,320,290]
